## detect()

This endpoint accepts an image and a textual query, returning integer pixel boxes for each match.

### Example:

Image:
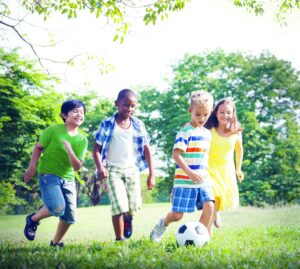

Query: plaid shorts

[172,186,215,213]
[106,166,142,216]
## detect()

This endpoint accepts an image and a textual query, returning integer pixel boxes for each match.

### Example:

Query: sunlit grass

[0,204,299,268]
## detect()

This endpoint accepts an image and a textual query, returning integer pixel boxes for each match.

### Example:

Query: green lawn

[0,204,299,268]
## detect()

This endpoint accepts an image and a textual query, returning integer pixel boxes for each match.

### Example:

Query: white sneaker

[150,218,167,242]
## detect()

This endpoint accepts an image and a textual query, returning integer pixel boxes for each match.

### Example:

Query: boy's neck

[116,114,131,129]
[65,123,79,135]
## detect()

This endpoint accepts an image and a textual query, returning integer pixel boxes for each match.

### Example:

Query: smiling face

[189,104,211,128]
[115,95,137,119]
[216,103,234,127]
[62,106,85,127]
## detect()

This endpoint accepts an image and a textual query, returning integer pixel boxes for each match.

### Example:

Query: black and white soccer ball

[176,221,210,247]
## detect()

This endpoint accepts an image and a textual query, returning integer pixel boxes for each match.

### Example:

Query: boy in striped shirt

[150,90,215,242]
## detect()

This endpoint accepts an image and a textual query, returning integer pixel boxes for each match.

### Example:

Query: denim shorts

[38,174,77,224]
[172,186,215,213]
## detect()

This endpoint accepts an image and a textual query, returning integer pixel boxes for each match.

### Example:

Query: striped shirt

[95,113,150,172]
[173,123,212,188]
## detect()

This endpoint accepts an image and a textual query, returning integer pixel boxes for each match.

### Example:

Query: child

[23,100,88,247]
[204,98,244,232]
[93,89,155,241]
[150,90,215,242]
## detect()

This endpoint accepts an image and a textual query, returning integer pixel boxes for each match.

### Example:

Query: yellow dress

[208,128,239,210]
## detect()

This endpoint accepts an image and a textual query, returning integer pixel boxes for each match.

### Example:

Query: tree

[1,0,299,70]
[0,0,191,70]
[0,48,63,212]
[233,0,300,23]
[138,49,300,205]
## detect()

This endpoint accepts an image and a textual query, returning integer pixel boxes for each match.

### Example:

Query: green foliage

[138,50,300,206]
[233,0,300,23]
[0,48,62,212]
[16,0,191,43]
[0,182,16,208]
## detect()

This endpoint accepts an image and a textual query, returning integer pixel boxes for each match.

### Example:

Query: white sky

[3,0,300,99]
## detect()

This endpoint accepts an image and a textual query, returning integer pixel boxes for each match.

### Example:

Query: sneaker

[123,213,133,238]
[115,236,126,242]
[50,241,65,247]
[150,218,167,242]
[24,213,39,241]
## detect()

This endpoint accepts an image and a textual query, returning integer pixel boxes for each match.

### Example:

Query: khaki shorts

[106,166,142,216]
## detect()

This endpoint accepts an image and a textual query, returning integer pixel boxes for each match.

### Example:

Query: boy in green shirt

[23,100,88,247]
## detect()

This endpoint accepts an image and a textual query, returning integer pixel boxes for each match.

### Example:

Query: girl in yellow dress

[204,98,244,234]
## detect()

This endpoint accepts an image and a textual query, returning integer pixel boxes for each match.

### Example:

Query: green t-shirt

[38,124,88,181]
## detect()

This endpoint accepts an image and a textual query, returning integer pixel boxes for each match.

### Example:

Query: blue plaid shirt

[95,113,150,172]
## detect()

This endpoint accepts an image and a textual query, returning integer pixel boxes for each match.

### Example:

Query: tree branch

[0,19,49,73]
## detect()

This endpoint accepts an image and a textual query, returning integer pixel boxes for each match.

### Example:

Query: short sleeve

[139,120,150,145]
[39,125,53,148]
[173,128,189,152]
[95,121,106,146]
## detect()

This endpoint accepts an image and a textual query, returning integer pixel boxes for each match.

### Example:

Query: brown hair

[204,98,242,134]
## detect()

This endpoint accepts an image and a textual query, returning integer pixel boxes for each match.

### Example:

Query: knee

[172,212,184,221]
[204,201,214,216]
[50,203,65,217]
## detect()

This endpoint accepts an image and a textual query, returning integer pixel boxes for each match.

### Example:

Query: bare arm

[235,132,244,182]
[172,148,204,183]
[93,143,108,180]
[61,139,83,171]
[24,142,44,182]
[144,144,155,190]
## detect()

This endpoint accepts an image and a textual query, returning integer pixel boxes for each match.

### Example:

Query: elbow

[74,162,83,171]
[172,151,178,162]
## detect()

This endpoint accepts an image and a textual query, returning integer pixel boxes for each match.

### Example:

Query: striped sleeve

[173,128,189,152]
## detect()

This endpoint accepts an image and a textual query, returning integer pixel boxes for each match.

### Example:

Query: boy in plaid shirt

[93,89,155,241]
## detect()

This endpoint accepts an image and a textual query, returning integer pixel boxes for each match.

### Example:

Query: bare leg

[52,219,71,244]
[199,201,214,236]
[214,211,221,228]
[213,196,221,228]
[163,211,184,227]
[31,205,50,222]
[112,214,124,239]
[207,204,218,235]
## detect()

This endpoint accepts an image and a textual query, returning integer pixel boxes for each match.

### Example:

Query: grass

[0,204,299,268]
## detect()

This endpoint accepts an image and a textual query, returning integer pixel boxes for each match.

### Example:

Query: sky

[3,0,300,99]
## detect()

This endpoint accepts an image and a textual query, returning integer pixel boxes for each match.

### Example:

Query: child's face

[115,96,137,119]
[189,104,211,128]
[216,103,234,126]
[63,106,85,126]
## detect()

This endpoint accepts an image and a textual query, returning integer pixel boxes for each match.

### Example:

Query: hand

[147,174,155,190]
[236,170,244,182]
[23,166,36,183]
[97,167,108,181]
[188,172,204,184]
[61,139,72,152]
[100,181,108,192]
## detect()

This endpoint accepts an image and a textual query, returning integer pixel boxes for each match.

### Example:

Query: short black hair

[117,89,136,101]
[61,100,86,122]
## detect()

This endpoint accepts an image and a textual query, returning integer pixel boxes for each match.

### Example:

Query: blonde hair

[190,90,214,109]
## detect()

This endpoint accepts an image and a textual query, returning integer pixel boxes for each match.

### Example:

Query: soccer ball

[175,221,210,247]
